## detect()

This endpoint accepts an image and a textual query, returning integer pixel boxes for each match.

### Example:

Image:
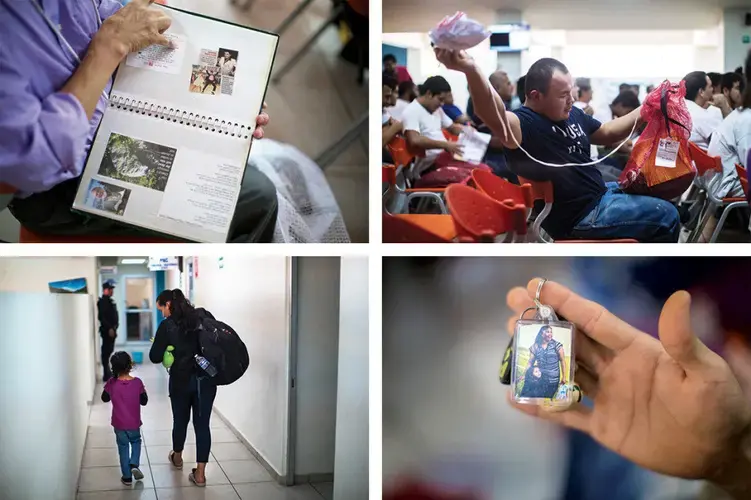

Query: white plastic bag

[428,12,490,51]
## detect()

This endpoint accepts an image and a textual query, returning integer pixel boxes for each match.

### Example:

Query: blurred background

[0,0,368,243]
[383,257,751,500]
[383,0,749,121]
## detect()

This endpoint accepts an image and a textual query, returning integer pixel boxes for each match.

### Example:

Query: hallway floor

[79,363,331,500]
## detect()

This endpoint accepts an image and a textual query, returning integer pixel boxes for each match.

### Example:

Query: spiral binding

[108,94,251,140]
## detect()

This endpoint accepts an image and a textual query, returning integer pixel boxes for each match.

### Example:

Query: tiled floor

[0,0,368,243]
[79,363,331,500]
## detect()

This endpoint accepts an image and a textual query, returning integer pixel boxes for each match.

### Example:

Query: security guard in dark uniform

[97,279,119,382]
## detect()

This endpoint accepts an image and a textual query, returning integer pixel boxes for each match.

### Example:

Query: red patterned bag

[619,80,696,200]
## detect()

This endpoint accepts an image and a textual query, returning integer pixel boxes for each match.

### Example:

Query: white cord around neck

[505,107,640,168]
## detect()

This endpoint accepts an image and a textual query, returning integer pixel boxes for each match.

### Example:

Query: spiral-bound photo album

[72,5,279,243]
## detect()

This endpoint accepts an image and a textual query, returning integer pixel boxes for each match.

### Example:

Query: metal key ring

[534,278,547,309]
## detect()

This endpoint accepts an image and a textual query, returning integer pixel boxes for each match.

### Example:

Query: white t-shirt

[708,105,723,122]
[387,99,411,121]
[382,108,391,126]
[707,108,751,198]
[401,100,453,174]
[685,99,723,150]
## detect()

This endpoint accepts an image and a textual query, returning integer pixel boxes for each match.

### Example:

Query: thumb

[153,34,172,47]
[658,291,715,375]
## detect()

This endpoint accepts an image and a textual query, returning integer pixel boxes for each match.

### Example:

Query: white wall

[384,5,499,33]
[724,8,751,72]
[194,256,292,476]
[166,268,181,290]
[384,2,723,33]
[333,257,369,500]
[0,257,97,295]
[293,258,341,477]
[0,293,95,500]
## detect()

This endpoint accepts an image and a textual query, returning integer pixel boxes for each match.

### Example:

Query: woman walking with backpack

[150,289,217,487]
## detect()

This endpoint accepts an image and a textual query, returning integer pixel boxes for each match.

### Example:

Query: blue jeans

[114,429,142,479]
[568,183,680,242]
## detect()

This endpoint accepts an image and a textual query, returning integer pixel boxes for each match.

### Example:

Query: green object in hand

[163,345,175,369]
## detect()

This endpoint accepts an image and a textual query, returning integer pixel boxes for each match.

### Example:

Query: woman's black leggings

[171,375,217,463]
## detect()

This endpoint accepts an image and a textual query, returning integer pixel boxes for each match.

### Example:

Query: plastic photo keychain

[502,279,581,412]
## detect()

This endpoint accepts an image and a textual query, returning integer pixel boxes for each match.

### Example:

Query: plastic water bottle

[194,355,217,377]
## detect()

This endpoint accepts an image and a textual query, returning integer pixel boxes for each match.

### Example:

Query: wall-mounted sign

[100,266,118,274]
[49,278,88,294]
[148,257,179,271]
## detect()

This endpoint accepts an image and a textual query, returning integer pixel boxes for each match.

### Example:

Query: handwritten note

[126,33,187,75]
[157,149,243,233]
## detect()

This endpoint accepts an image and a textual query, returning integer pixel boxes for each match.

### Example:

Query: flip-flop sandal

[189,468,206,487]
[168,451,183,470]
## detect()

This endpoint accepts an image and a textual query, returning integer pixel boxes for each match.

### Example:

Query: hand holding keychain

[500,279,582,412]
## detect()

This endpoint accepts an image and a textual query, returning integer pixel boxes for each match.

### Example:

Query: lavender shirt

[0,0,122,196]
[104,376,145,430]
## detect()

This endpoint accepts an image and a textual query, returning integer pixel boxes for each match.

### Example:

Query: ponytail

[157,288,199,332]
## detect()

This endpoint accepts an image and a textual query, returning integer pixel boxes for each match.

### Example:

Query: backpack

[195,316,249,385]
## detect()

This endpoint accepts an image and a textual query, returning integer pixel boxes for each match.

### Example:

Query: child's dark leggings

[171,374,217,463]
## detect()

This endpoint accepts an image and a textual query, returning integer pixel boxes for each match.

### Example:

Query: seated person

[720,71,746,112]
[388,81,417,121]
[401,76,491,188]
[704,54,751,240]
[596,91,642,179]
[510,75,526,111]
[573,78,595,116]
[1,1,275,242]
[435,50,680,242]
[683,71,724,149]
[382,76,402,163]
[441,91,472,125]
[383,54,413,85]
[466,70,518,183]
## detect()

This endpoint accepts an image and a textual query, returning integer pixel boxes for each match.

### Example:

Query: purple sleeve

[0,64,91,192]
[97,0,123,20]
[103,378,113,393]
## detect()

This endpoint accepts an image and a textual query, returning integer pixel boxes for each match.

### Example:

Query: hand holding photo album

[72,4,279,242]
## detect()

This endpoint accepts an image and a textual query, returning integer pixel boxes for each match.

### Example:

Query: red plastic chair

[737,163,749,197]
[382,213,453,243]
[471,169,534,219]
[387,136,416,169]
[689,142,749,242]
[518,176,638,243]
[445,184,526,242]
[685,142,725,242]
[702,163,750,243]
[688,141,723,177]
[18,228,173,244]
[382,164,448,215]
[442,129,459,142]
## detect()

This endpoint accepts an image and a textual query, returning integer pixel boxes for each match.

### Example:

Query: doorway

[124,276,155,341]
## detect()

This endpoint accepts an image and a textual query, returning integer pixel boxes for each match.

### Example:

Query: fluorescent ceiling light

[120,258,146,265]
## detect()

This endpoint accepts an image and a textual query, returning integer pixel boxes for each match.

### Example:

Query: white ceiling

[384,0,749,32]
